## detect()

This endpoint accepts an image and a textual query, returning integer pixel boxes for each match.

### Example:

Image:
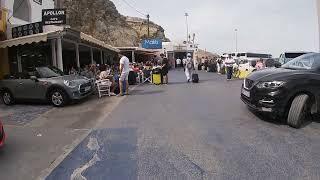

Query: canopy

[80,33,120,53]
[0,32,50,48]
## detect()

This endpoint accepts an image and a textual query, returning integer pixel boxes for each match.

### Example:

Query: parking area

[0,92,125,180]
[1,70,320,179]
[0,104,52,126]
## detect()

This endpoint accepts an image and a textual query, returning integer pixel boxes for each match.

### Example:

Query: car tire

[287,94,310,128]
[50,89,69,107]
[1,90,14,105]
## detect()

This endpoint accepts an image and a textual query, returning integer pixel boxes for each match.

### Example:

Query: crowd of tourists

[63,53,171,97]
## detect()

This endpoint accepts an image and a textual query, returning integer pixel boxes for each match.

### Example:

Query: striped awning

[0,32,50,48]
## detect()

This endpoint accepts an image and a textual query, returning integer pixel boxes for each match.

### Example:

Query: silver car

[0,66,93,107]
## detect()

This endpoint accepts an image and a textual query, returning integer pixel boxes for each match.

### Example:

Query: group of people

[65,53,171,97]
[195,54,269,80]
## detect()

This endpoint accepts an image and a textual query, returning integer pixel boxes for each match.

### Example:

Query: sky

[112,0,319,57]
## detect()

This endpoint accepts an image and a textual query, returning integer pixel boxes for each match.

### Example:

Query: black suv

[241,53,320,128]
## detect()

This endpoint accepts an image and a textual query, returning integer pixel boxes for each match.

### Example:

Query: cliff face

[126,17,170,42]
[61,0,169,47]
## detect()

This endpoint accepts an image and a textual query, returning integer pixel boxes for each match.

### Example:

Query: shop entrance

[174,52,187,60]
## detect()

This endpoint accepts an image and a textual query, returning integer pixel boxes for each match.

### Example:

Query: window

[282,54,317,70]
[284,53,307,59]
[13,0,30,22]
[246,53,270,58]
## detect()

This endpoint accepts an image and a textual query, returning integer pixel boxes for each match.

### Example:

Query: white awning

[80,33,120,53]
[0,32,50,48]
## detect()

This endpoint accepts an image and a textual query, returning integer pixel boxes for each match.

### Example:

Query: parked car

[241,53,320,128]
[279,52,311,65]
[0,120,5,148]
[0,66,94,107]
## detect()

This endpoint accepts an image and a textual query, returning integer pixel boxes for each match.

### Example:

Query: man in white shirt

[185,53,194,82]
[176,58,181,68]
[225,55,236,80]
[119,55,130,96]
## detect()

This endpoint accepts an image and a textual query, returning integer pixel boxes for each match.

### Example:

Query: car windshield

[285,53,307,58]
[282,54,318,70]
[36,67,63,78]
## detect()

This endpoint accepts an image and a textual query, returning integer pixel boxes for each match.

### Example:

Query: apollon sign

[142,39,162,49]
[42,9,66,25]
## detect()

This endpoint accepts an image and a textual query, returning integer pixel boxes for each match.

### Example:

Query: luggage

[192,73,199,83]
[128,71,136,85]
[198,65,202,71]
[152,73,162,85]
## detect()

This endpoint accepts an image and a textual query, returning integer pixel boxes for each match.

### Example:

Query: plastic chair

[96,79,111,98]
[142,70,152,83]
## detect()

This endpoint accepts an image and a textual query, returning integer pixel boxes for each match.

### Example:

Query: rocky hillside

[126,17,170,42]
[60,0,169,47]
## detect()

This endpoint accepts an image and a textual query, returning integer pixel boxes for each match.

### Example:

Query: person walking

[176,58,182,68]
[184,53,194,82]
[225,55,235,80]
[162,58,169,84]
[217,58,223,74]
[118,55,130,96]
[255,58,265,70]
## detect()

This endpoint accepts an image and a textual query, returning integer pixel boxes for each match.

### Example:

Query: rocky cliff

[126,17,170,42]
[61,0,169,47]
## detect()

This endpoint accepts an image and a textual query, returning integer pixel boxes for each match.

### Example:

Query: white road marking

[87,137,100,151]
[70,154,101,180]
[70,138,101,180]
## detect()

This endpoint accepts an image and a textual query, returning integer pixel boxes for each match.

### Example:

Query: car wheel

[50,89,68,107]
[1,90,14,105]
[287,94,310,128]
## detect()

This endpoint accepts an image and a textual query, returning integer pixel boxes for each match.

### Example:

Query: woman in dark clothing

[162,58,169,84]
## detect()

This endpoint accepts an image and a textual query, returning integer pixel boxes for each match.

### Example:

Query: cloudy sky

[112,0,319,57]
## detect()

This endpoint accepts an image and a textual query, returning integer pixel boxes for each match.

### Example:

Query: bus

[236,52,272,61]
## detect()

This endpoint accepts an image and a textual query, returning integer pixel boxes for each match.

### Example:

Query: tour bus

[237,52,272,61]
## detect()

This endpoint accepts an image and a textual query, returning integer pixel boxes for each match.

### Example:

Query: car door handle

[19,82,23,85]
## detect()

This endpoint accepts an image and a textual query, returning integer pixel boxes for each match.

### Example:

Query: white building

[1,0,55,39]
[0,0,119,77]
[162,41,198,61]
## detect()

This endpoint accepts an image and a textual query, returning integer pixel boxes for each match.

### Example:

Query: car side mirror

[30,76,38,81]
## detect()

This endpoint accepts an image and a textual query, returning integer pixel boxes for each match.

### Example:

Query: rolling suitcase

[192,73,199,83]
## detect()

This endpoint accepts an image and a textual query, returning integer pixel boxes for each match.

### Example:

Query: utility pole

[147,14,150,39]
[55,0,61,8]
[185,13,189,56]
[235,29,238,52]
[317,0,320,51]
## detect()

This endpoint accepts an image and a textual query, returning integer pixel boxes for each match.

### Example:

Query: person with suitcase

[184,53,199,83]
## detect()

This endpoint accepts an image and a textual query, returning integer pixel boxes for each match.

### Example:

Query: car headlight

[64,80,78,88]
[256,81,285,89]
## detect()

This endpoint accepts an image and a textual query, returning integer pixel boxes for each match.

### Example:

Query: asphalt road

[44,69,320,180]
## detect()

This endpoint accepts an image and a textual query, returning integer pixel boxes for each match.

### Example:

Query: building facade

[0,0,55,78]
[0,0,119,79]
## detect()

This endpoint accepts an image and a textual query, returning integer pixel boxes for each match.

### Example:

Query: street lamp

[235,29,238,52]
[185,13,189,56]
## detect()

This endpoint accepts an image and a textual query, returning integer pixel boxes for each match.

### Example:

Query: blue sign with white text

[142,39,162,49]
